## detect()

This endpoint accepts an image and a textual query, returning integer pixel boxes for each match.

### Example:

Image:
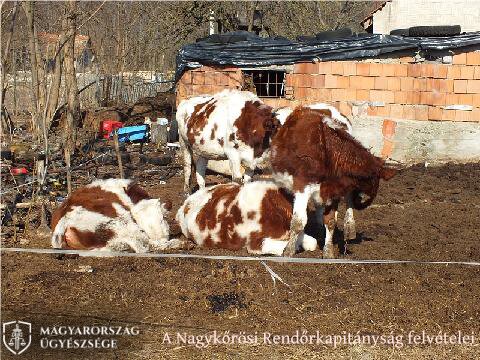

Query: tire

[408,25,461,37]
[168,118,179,143]
[315,28,352,41]
[390,28,410,36]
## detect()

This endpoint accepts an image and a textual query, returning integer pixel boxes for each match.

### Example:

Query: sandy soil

[1,162,480,359]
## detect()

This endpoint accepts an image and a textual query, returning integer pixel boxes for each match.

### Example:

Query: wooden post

[150,121,168,147]
[65,147,72,194]
[113,130,124,179]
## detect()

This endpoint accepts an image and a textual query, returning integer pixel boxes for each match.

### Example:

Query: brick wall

[176,51,480,123]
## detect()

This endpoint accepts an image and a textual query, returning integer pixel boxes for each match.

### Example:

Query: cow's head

[352,166,398,210]
[235,101,281,158]
[130,198,171,242]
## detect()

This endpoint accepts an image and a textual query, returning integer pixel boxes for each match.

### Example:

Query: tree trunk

[21,1,43,139]
[1,1,19,116]
[63,0,81,154]
[45,33,65,129]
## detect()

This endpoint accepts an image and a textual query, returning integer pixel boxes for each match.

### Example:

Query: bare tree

[62,0,80,154]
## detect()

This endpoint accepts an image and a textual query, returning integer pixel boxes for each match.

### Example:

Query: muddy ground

[1,162,480,359]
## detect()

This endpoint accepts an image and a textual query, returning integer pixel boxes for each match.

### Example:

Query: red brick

[350,76,375,89]
[295,87,308,99]
[415,105,429,121]
[294,62,310,74]
[192,72,205,85]
[337,76,350,88]
[325,74,338,88]
[453,53,467,65]
[369,63,383,76]
[471,108,480,122]
[356,89,370,101]
[432,65,448,79]
[447,65,462,79]
[311,74,325,88]
[407,64,422,77]
[421,64,435,78]
[403,105,416,120]
[424,92,446,106]
[374,77,388,90]
[455,110,474,122]
[400,77,414,91]
[454,80,468,93]
[331,62,344,75]
[382,64,396,77]
[343,62,357,76]
[390,104,403,119]
[426,79,453,93]
[204,72,215,85]
[394,64,408,77]
[338,102,352,117]
[318,62,332,74]
[356,63,370,76]
[345,89,356,101]
[228,76,241,87]
[387,77,401,91]
[460,66,475,80]
[406,91,421,105]
[310,88,332,101]
[367,105,390,117]
[466,80,480,94]
[216,72,230,86]
[442,109,456,121]
[445,93,459,105]
[457,94,474,105]
[466,52,480,65]
[473,94,480,107]
[428,106,443,121]
[370,90,395,104]
[394,91,407,104]
[299,74,313,88]
[413,78,427,91]
[332,89,347,101]
[400,56,414,63]
[474,66,480,80]
[181,71,192,84]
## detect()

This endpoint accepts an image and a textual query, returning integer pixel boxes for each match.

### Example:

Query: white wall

[373,0,480,34]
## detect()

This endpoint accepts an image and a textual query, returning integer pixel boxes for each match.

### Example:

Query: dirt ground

[2,162,480,359]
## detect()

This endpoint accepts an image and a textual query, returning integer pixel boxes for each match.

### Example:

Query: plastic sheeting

[175,31,480,81]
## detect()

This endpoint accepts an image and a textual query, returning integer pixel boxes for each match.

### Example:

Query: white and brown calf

[273,103,357,241]
[177,89,280,193]
[176,181,317,256]
[270,106,397,258]
[51,179,183,252]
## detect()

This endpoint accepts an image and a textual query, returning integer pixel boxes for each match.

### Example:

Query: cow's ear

[380,167,397,181]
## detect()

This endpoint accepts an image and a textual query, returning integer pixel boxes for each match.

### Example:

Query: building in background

[362,0,480,34]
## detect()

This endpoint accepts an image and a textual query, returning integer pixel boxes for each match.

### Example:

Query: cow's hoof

[343,221,356,241]
[322,246,336,259]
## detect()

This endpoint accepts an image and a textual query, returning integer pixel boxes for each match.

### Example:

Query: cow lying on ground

[177,89,280,193]
[270,106,397,257]
[51,179,183,252]
[176,181,318,255]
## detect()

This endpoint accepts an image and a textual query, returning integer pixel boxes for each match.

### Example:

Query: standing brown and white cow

[176,89,280,193]
[270,106,397,257]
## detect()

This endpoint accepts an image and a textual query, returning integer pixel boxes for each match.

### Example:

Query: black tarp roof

[175,30,480,81]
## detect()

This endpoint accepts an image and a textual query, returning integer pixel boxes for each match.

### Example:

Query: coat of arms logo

[2,321,32,355]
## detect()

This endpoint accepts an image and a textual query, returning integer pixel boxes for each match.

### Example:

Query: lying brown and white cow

[176,181,317,255]
[270,106,397,258]
[51,179,183,252]
[177,89,280,193]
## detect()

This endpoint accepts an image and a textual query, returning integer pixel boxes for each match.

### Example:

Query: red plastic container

[101,120,123,139]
